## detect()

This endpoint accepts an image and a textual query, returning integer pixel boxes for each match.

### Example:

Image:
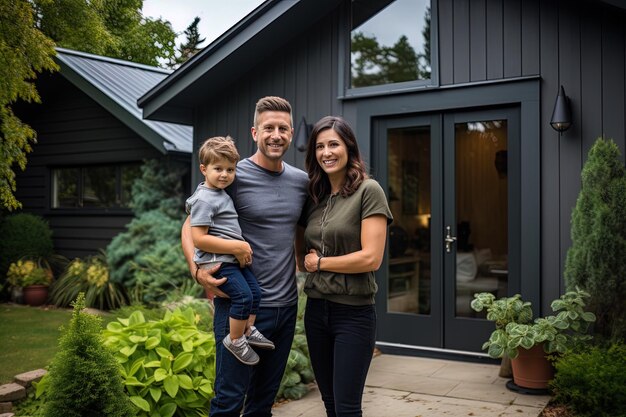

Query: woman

[300,116,392,417]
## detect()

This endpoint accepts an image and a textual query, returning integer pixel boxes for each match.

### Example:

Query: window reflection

[351,0,431,88]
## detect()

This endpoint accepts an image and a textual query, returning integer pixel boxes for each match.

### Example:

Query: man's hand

[195,263,229,298]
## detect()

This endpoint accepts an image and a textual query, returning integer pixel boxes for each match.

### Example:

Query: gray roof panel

[55,48,192,154]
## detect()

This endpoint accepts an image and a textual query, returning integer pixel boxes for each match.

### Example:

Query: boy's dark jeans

[304,297,376,417]
[210,297,297,417]
[214,263,261,320]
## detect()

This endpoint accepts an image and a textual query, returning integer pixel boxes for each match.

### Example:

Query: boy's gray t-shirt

[228,158,308,307]
[185,184,242,266]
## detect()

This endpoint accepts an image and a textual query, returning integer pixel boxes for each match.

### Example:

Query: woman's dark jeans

[304,298,376,417]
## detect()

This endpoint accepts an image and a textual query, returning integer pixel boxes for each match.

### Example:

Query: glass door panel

[387,126,431,315]
[454,121,508,318]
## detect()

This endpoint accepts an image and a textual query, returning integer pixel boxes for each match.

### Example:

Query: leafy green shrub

[0,213,53,277]
[107,159,189,303]
[102,307,216,417]
[277,289,314,400]
[551,343,626,416]
[565,137,626,341]
[50,253,129,311]
[38,293,134,417]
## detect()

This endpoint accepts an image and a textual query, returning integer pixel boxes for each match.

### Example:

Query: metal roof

[55,47,192,154]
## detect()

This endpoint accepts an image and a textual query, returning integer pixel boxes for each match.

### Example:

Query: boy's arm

[181,216,227,297]
[190,224,253,267]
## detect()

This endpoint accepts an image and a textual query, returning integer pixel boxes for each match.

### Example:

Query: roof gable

[137,0,343,124]
[55,48,192,154]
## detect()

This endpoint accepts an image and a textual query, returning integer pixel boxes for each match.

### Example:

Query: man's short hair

[198,136,240,166]
[253,96,293,128]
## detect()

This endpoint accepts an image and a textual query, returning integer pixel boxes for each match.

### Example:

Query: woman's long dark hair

[305,116,368,205]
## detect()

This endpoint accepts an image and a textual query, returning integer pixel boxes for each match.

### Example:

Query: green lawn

[0,304,74,384]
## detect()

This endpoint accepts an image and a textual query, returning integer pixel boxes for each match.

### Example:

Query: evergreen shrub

[551,343,626,417]
[564,137,626,341]
[107,159,189,303]
[38,293,134,417]
[0,213,53,277]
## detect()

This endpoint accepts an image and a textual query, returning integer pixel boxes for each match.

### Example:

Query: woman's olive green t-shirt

[302,179,393,306]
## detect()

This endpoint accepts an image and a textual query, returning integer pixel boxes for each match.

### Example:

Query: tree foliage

[0,0,57,210]
[33,0,177,67]
[564,137,626,342]
[168,16,205,69]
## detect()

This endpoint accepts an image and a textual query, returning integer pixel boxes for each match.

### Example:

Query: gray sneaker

[247,328,275,350]
[223,334,259,365]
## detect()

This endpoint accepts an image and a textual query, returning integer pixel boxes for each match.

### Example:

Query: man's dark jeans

[304,298,376,417]
[210,297,297,417]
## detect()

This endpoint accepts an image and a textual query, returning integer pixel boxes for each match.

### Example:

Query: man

[181,96,309,416]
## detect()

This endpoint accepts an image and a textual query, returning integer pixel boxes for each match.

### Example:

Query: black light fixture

[550,85,572,133]
[295,116,312,152]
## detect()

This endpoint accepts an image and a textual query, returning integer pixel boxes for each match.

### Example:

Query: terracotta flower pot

[23,285,49,307]
[510,343,555,389]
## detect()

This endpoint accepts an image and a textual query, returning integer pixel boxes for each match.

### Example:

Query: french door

[374,108,520,353]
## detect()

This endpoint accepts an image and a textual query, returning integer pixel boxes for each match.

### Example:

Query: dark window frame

[50,163,141,211]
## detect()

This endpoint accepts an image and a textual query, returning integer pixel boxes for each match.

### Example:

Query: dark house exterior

[138,0,626,358]
[14,48,192,259]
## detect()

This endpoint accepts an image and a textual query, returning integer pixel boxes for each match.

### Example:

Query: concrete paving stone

[0,403,11,413]
[369,354,450,377]
[446,380,518,404]
[366,370,459,396]
[404,392,543,417]
[14,369,47,388]
[0,384,25,402]
[0,413,14,417]
[431,361,501,384]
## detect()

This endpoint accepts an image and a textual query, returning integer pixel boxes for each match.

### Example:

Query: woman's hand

[304,249,321,272]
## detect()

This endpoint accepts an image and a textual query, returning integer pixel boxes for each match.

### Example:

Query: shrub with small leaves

[102,306,216,417]
[551,343,626,417]
[38,293,134,417]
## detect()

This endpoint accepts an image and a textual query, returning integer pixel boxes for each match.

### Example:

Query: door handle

[444,226,457,253]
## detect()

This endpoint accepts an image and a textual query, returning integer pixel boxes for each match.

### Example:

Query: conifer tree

[168,16,205,68]
[43,293,134,417]
[564,137,626,341]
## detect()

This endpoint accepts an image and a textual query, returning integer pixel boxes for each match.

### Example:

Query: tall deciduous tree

[0,0,57,211]
[564,137,626,341]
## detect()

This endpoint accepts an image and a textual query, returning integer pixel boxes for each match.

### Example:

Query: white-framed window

[350,0,432,89]
[52,163,141,209]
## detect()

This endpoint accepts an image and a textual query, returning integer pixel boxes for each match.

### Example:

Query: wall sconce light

[550,85,572,133]
[295,116,312,152]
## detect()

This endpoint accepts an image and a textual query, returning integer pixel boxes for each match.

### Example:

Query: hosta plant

[102,307,216,417]
[472,288,596,359]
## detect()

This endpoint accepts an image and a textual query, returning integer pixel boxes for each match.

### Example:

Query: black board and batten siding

[14,76,161,259]
[188,0,625,314]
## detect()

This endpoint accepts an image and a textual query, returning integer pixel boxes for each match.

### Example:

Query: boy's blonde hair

[198,136,240,165]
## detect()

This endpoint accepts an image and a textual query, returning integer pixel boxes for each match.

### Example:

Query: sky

[142,0,265,48]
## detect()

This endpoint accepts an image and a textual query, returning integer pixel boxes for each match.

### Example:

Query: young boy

[186,136,274,366]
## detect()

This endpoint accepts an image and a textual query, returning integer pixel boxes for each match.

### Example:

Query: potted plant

[471,287,596,390]
[7,259,53,306]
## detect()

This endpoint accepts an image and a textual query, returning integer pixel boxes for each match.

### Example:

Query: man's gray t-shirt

[228,158,308,307]
[185,184,242,266]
